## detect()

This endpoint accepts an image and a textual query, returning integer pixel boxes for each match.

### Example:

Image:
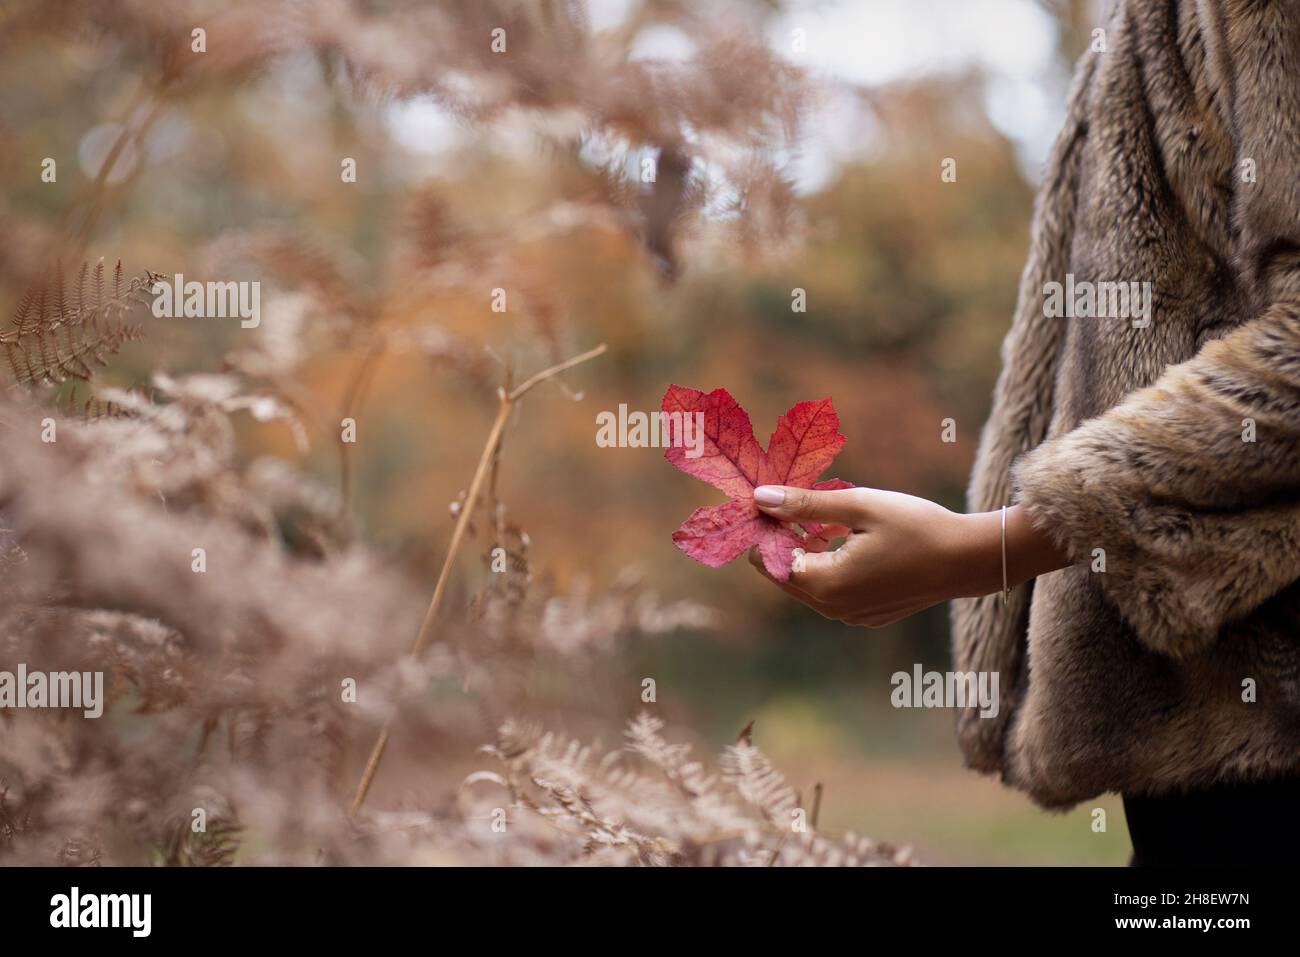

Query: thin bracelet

[1000,504,1011,607]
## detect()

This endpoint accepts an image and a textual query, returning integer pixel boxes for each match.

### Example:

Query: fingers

[753,485,868,527]
[748,544,858,622]
[749,535,923,628]
[786,547,847,605]
[747,547,839,617]
[785,538,875,613]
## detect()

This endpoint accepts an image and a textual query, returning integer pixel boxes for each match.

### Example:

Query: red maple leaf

[662,385,853,581]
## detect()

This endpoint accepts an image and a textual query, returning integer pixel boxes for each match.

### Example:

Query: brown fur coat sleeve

[1014,2,1300,658]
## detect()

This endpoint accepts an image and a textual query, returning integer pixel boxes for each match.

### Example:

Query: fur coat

[950,0,1300,809]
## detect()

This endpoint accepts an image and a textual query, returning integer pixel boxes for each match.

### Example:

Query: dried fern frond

[77,609,192,714]
[66,384,144,423]
[719,738,799,827]
[624,712,715,800]
[473,714,916,867]
[59,836,103,867]
[160,803,242,867]
[0,784,30,851]
[2,259,156,386]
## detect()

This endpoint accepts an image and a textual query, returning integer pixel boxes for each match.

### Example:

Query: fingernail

[754,486,785,506]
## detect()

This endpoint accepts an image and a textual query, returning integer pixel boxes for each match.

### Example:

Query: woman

[751,0,1300,866]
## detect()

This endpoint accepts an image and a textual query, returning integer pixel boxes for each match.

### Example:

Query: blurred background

[0,0,1127,864]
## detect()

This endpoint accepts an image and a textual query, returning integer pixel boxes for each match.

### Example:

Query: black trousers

[1124,777,1300,866]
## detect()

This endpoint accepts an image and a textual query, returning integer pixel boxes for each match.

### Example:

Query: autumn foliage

[665,386,851,580]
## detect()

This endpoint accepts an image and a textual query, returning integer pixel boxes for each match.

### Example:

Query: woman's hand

[748,485,1070,627]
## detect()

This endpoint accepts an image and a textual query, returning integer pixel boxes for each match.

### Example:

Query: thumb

[753,485,865,525]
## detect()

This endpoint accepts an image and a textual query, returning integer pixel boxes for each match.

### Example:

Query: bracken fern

[2,259,156,386]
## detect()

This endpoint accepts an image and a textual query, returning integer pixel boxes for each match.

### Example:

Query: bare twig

[349,342,607,815]
[337,335,387,518]
[507,342,608,402]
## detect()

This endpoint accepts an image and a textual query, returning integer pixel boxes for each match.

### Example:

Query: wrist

[945,505,1072,601]
[942,509,1005,599]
